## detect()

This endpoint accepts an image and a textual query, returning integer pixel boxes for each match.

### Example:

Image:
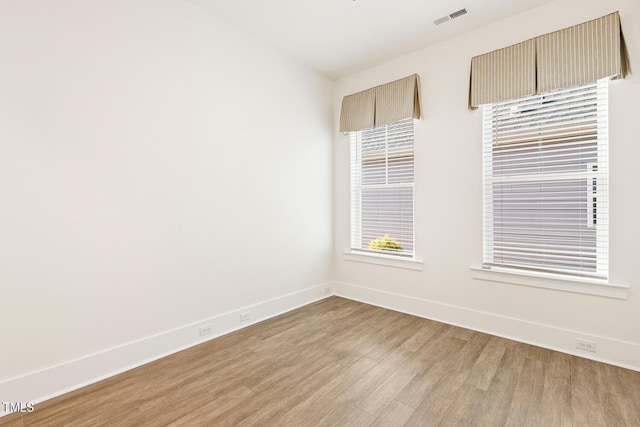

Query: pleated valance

[340,74,421,132]
[469,11,630,110]
[469,40,536,109]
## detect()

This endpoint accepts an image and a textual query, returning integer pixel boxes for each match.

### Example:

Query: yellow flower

[368,234,403,252]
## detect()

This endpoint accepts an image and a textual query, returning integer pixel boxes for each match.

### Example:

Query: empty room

[1,0,639,425]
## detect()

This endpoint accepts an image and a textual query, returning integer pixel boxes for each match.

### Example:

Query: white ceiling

[190,0,555,79]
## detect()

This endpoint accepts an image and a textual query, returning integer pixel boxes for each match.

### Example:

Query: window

[350,118,414,257]
[483,79,608,278]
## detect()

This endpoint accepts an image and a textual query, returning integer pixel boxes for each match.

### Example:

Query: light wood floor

[2,297,639,426]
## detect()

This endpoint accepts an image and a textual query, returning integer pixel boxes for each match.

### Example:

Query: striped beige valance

[340,74,421,132]
[469,11,630,110]
[469,40,536,109]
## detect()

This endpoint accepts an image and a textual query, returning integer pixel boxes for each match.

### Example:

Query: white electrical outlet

[575,338,597,352]
[199,324,213,337]
[240,311,251,322]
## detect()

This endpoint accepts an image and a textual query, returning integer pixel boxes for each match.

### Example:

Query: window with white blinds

[350,118,414,257]
[483,79,608,278]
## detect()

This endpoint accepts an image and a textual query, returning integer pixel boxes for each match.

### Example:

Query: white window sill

[343,250,424,271]
[470,266,628,299]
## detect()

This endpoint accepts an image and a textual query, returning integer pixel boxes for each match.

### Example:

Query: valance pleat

[537,12,628,92]
[469,40,536,108]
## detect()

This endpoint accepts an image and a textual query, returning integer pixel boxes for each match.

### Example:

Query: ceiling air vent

[434,8,468,25]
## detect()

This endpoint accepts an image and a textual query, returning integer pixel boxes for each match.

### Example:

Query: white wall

[0,0,332,386]
[334,0,640,369]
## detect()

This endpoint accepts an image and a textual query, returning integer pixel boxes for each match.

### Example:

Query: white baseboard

[0,283,332,418]
[332,281,640,372]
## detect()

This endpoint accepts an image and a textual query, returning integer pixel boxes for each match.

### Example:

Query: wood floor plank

[429,332,489,399]
[403,389,453,427]
[612,394,640,426]
[239,369,347,426]
[465,336,507,391]
[603,392,632,427]
[394,336,467,408]
[538,368,574,427]
[547,349,572,383]
[571,357,607,426]
[8,296,640,426]
[356,354,420,417]
[319,346,422,422]
[316,402,375,427]
[331,356,403,409]
[519,342,552,364]
[616,367,640,423]
[598,361,629,396]
[164,387,253,426]
[474,342,526,426]
[361,315,422,362]
[505,357,546,427]
[276,357,378,426]
[0,413,23,427]
[210,360,342,426]
[438,384,487,426]
[447,325,476,341]
[398,319,442,352]
[64,407,146,427]
[333,407,376,427]
[138,388,227,425]
[371,400,414,427]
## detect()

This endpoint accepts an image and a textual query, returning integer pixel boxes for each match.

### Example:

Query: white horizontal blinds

[351,118,414,256]
[483,79,608,278]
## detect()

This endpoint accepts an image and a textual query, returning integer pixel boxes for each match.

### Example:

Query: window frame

[481,79,609,280]
[348,118,416,260]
